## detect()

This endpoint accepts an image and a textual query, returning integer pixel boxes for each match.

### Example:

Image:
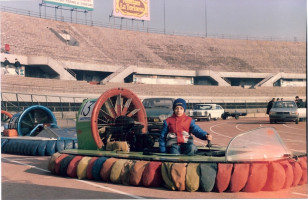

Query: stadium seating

[1,12,305,73]
[0,11,306,108]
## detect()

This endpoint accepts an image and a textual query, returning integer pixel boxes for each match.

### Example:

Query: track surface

[2,117,307,199]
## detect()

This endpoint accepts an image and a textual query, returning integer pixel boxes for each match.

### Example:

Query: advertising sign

[44,0,94,11]
[113,0,150,21]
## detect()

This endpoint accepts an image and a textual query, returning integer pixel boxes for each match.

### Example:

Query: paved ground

[1,117,307,199]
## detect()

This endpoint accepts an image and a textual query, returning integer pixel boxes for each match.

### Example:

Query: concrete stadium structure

[0,11,306,116]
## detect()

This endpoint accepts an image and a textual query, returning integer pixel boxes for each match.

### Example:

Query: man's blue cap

[173,98,187,111]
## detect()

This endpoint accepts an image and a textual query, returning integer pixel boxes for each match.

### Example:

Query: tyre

[59,155,75,176]
[221,113,227,120]
[37,140,48,156]
[46,140,56,156]
[56,140,65,152]
[64,139,74,150]
[234,115,239,120]
[1,138,8,149]
[24,140,33,155]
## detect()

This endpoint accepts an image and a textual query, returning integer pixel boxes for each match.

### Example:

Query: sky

[0,0,306,41]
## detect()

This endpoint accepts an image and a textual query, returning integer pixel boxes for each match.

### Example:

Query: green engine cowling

[76,98,98,150]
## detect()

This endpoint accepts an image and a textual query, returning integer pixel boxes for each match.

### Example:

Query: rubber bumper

[1,138,78,156]
[48,153,308,193]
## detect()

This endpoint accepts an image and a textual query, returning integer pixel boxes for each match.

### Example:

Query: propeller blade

[115,94,122,117]
[121,98,132,116]
[104,98,117,119]
[37,115,48,124]
[99,108,114,121]
[28,112,35,125]
[97,123,110,127]
[21,120,33,127]
[127,108,140,117]
[98,117,111,124]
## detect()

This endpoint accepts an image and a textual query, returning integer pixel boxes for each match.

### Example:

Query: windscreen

[143,99,173,109]
[194,104,212,110]
[225,127,291,162]
[273,101,296,108]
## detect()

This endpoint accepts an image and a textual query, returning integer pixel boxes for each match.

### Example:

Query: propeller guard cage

[8,105,58,136]
[76,88,148,150]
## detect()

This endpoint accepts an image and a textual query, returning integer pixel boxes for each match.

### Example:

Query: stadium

[1,6,306,120]
[0,1,307,198]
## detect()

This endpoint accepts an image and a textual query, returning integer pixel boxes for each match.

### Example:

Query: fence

[1,92,269,120]
[1,92,84,119]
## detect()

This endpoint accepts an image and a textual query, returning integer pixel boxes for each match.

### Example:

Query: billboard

[44,0,94,11]
[113,0,150,21]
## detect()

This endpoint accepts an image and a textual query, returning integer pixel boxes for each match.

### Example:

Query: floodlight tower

[205,0,207,37]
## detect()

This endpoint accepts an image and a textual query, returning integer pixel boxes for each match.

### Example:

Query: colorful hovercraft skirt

[48,151,307,193]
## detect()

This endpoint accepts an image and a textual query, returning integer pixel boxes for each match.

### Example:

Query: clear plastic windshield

[225,127,292,162]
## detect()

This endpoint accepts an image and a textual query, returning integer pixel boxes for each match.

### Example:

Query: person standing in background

[295,96,303,107]
[266,98,275,115]
[3,57,10,74]
[14,58,21,75]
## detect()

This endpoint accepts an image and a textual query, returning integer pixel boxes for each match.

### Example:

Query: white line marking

[260,124,306,135]
[282,138,306,143]
[2,157,50,173]
[235,124,246,132]
[77,180,143,199]
[283,124,306,130]
[209,123,233,138]
[291,192,308,197]
[2,157,143,199]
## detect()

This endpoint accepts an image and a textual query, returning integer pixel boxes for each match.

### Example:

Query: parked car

[189,103,225,121]
[221,111,247,120]
[269,101,299,124]
[297,101,306,121]
[142,98,174,132]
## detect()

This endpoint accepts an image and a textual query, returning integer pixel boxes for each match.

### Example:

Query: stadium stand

[1,12,305,73]
[0,11,306,119]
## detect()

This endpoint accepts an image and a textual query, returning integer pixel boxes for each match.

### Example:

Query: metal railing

[1,91,270,120]
[1,92,84,118]
[56,59,77,79]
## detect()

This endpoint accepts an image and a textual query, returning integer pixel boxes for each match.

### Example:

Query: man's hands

[206,134,212,141]
[206,134,212,148]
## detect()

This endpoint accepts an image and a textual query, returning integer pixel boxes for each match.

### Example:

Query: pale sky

[0,0,306,41]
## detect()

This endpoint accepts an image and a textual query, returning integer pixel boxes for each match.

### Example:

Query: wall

[133,74,193,85]
[281,79,306,87]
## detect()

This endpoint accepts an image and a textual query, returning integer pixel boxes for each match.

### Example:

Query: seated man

[159,98,212,156]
